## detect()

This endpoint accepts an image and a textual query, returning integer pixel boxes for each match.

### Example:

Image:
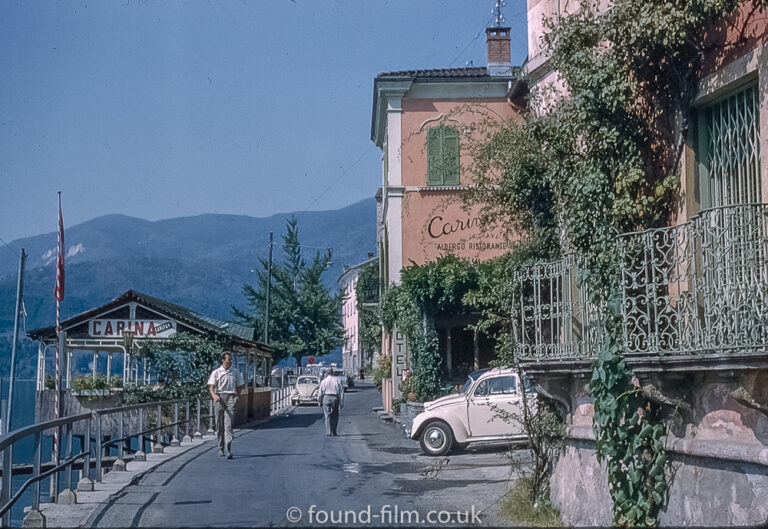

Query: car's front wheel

[419,421,453,456]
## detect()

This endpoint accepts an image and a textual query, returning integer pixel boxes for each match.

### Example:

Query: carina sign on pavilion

[88,319,177,338]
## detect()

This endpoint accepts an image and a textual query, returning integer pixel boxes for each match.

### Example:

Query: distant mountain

[0,198,377,378]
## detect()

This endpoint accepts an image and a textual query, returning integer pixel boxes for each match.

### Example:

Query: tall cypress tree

[233,216,342,365]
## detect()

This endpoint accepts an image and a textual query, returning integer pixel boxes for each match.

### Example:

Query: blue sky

[0,0,528,243]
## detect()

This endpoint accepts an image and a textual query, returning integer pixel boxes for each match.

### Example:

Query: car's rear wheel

[419,421,453,456]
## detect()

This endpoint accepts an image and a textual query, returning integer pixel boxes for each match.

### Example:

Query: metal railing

[514,254,603,362]
[619,203,768,356]
[515,203,768,363]
[0,397,213,527]
[270,386,295,413]
[0,413,90,527]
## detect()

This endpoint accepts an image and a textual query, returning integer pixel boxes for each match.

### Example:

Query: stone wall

[395,401,424,436]
[550,438,612,526]
[551,429,768,526]
[542,367,768,527]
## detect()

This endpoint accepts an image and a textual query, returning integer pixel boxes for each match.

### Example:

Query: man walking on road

[208,352,245,458]
[317,367,344,436]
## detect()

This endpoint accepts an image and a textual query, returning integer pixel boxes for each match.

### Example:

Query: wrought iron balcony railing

[515,203,768,363]
[360,277,384,305]
[514,254,603,362]
[618,203,768,357]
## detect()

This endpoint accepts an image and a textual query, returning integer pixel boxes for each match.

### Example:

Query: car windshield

[459,369,490,395]
[297,377,317,385]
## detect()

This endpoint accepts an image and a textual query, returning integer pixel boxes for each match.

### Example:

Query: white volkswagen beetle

[290,375,320,406]
[410,367,533,456]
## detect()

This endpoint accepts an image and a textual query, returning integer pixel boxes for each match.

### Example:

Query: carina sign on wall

[88,319,177,338]
[410,199,512,263]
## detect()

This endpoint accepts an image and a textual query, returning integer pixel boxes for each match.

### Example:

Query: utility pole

[7,248,26,433]
[264,231,273,345]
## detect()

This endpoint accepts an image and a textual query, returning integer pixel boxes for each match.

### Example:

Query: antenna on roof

[491,0,506,27]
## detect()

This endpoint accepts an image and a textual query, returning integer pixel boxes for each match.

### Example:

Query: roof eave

[337,256,378,285]
[371,77,413,147]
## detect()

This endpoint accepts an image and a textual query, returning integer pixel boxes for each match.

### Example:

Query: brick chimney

[486,27,512,76]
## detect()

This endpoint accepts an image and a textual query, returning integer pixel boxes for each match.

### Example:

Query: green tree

[234,217,343,365]
[380,254,481,400]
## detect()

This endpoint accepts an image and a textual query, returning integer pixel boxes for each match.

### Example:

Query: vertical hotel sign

[392,327,407,400]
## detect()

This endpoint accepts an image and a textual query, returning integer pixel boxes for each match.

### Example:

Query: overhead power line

[0,236,20,259]
[304,146,377,211]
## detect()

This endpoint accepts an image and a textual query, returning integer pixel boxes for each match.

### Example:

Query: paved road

[88,383,519,527]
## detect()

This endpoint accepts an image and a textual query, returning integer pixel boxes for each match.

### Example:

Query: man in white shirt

[207,352,245,458]
[317,367,345,436]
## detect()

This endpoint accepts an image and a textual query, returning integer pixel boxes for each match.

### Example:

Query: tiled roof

[197,315,256,342]
[377,67,491,79]
[131,291,257,342]
[377,66,520,80]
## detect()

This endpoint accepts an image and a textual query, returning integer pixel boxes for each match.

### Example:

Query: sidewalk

[31,410,292,528]
[29,437,213,528]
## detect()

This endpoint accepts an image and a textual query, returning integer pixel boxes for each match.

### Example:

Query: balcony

[514,254,602,362]
[515,203,768,364]
[360,277,385,305]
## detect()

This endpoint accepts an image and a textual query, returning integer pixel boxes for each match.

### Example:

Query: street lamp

[122,330,135,385]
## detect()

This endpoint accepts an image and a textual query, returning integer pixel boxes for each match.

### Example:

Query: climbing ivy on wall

[380,255,480,401]
[354,261,383,366]
[467,0,766,525]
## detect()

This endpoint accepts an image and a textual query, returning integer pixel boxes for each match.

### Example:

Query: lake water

[1,379,55,527]
[2,379,156,526]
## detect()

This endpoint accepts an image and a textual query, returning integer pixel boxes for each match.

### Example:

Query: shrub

[500,477,561,527]
[373,355,392,390]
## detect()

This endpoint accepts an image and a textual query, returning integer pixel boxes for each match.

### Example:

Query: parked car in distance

[290,375,321,406]
[410,367,534,456]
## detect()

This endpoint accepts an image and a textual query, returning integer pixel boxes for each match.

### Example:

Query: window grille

[700,82,762,208]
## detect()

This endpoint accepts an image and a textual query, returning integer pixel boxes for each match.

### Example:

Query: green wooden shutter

[427,127,443,185]
[443,126,460,185]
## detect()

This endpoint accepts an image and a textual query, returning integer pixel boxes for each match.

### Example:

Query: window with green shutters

[427,125,460,186]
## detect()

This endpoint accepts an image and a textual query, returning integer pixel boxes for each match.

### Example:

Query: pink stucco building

[371,28,526,396]
[519,1,768,525]
[338,256,377,378]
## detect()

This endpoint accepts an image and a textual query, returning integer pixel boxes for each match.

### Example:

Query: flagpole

[6,248,26,433]
[53,191,64,498]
